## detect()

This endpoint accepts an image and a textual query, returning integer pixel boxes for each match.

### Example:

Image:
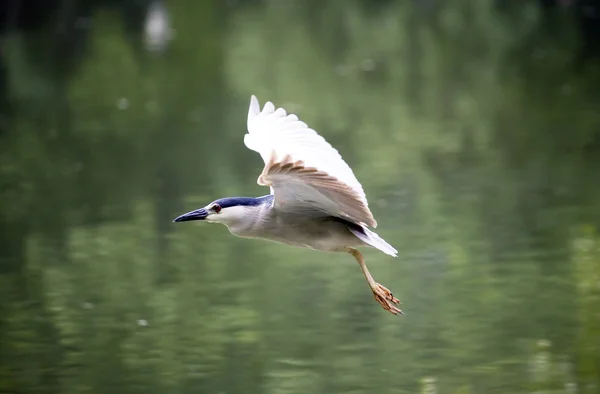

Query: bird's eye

[212,204,222,213]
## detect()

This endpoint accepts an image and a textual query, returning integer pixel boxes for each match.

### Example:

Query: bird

[173,95,402,315]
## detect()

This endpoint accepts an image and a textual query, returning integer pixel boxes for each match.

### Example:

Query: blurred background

[1,0,600,393]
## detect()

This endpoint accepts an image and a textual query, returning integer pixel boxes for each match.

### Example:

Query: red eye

[212,204,221,213]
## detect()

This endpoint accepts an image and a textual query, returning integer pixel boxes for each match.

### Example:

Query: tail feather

[349,226,398,257]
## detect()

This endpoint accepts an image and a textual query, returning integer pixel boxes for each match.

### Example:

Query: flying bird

[174,96,402,315]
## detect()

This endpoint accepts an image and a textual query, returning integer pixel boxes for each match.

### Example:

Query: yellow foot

[372,283,403,315]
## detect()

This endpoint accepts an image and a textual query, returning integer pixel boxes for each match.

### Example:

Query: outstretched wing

[244,95,377,228]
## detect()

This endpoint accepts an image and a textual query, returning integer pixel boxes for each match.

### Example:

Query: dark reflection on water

[1,1,600,393]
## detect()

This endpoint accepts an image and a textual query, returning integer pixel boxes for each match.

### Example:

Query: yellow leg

[348,248,403,315]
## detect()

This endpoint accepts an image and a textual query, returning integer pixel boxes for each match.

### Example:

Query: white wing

[244,95,377,228]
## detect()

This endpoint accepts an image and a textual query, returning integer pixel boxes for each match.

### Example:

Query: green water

[1,1,599,393]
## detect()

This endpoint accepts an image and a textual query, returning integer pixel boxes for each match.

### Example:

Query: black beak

[173,208,208,223]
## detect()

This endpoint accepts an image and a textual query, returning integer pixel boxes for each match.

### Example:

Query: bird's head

[172,196,271,227]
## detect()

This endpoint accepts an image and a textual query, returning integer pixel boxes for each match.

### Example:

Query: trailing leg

[347,248,403,315]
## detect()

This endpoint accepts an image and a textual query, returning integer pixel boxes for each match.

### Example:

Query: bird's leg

[347,248,403,315]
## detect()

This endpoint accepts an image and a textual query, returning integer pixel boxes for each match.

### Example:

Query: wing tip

[364,215,378,228]
[248,94,261,126]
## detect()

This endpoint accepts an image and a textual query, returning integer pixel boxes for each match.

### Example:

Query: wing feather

[245,95,377,228]
[259,155,377,227]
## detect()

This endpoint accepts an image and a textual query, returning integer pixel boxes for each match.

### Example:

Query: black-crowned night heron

[174,96,402,315]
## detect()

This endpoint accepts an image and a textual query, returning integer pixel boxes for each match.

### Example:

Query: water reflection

[1,1,599,394]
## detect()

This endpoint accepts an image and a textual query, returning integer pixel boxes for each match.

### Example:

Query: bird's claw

[372,283,403,316]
